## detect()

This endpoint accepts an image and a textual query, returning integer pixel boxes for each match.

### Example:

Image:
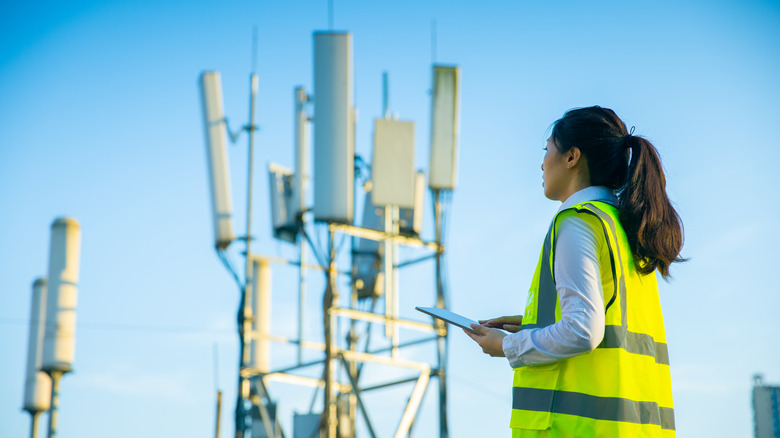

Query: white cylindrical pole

[250,258,271,373]
[41,217,81,374]
[23,277,51,414]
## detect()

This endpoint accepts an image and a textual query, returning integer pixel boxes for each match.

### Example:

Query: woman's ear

[566,147,582,168]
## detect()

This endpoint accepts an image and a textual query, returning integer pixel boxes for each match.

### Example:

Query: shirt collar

[557,186,618,213]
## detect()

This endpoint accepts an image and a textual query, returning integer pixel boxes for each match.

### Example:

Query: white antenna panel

[42,217,81,373]
[250,258,271,373]
[292,86,309,220]
[372,119,415,208]
[268,163,297,243]
[313,32,354,224]
[428,65,460,190]
[199,71,235,249]
[23,277,51,412]
[399,171,425,236]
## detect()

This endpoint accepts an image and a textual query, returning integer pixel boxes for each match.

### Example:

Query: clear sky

[2,0,779,436]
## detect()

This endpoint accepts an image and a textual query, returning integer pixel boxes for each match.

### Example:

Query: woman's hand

[464,324,507,357]
[479,315,523,333]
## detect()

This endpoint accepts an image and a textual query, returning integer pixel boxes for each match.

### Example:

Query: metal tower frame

[204,39,456,438]
[218,96,453,438]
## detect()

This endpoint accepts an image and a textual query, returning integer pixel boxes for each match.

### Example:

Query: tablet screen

[415,306,479,334]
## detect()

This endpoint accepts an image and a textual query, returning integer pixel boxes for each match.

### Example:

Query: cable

[217,249,242,290]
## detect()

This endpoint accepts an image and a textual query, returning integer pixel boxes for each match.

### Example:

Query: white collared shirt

[502,186,619,368]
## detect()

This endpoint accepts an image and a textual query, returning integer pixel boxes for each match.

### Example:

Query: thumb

[470,324,487,335]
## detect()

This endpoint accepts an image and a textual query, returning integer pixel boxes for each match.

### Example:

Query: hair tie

[624,126,636,149]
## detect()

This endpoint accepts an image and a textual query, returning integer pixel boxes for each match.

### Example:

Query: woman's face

[541,137,569,201]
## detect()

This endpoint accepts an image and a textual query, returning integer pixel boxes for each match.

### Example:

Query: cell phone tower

[199,30,460,438]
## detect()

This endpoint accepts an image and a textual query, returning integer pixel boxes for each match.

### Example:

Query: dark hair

[551,106,685,278]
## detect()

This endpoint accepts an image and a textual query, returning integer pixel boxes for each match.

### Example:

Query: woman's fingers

[479,315,523,330]
[504,324,521,333]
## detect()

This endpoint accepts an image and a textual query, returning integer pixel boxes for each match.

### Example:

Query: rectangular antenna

[428,65,460,190]
[268,163,297,243]
[399,171,425,236]
[313,32,354,224]
[199,71,235,248]
[372,119,415,208]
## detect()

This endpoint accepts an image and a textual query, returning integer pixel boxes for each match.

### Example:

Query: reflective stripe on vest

[511,201,674,435]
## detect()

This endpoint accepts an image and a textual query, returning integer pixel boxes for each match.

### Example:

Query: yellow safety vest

[511,201,674,437]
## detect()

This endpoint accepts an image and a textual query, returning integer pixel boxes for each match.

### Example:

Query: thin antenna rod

[431,20,437,64]
[382,71,389,118]
[251,25,258,74]
[214,343,222,438]
[328,0,334,31]
[214,343,219,391]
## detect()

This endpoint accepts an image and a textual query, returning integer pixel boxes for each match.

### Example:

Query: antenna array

[199,30,460,438]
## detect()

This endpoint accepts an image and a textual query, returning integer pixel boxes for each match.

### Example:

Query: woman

[465,106,683,437]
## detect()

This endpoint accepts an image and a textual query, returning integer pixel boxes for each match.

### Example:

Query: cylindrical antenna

[41,218,81,374]
[313,32,354,224]
[199,71,235,249]
[249,258,271,372]
[23,278,51,414]
[41,217,81,438]
[24,277,51,438]
[382,71,389,118]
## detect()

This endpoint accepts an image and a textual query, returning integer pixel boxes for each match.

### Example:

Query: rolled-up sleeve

[503,215,606,368]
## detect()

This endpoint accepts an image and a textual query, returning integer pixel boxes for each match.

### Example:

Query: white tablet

[415,306,480,334]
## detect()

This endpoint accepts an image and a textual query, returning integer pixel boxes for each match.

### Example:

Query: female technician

[465,106,683,436]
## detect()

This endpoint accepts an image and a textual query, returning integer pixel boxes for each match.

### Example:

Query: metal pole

[29,411,40,438]
[46,371,62,438]
[236,72,259,438]
[323,225,339,438]
[433,189,449,438]
[299,219,307,366]
[216,390,223,438]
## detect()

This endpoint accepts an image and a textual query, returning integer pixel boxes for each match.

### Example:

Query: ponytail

[551,106,685,279]
[619,135,685,278]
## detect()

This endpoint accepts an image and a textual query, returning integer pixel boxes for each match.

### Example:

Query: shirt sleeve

[502,214,606,368]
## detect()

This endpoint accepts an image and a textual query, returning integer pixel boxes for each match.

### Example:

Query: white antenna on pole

[313,32,354,224]
[23,277,51,438]
[197,27,462,438]
[41,217,81,438]
[429,65,460,190]
[200,71,235,250]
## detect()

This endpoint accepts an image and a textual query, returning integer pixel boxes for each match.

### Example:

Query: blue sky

[2,0,779,436]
